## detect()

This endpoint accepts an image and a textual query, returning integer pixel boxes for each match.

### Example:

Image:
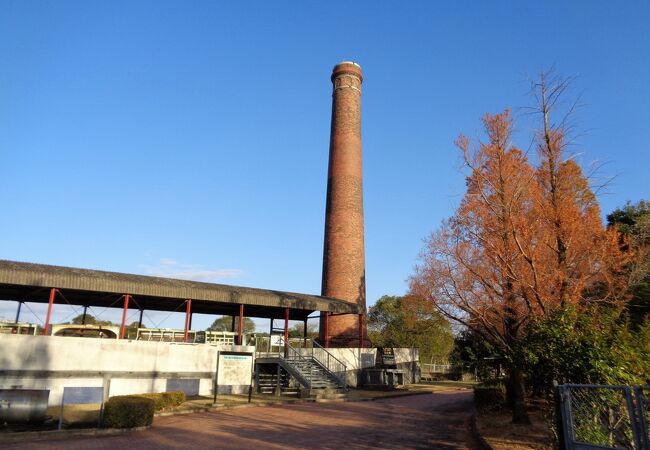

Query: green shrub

[103,396,155,428]
[133,391,186,411]
[162,391,186,408]
[473,383,506,412]
[520,305,650,390]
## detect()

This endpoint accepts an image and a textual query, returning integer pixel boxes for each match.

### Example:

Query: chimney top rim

[334,61,361,70]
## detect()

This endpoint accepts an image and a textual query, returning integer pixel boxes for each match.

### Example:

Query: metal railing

[309,339,347,387]
[248,334,348,389]
[557,384,650,450]
[282,338,314,389]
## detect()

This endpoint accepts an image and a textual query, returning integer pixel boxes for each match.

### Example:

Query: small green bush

[162,391,186,408]
[103,396,155,428]
[473,383,506,412]
[134,391,186,411]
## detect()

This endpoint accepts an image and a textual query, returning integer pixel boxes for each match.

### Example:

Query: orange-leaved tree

[410,74,625,424]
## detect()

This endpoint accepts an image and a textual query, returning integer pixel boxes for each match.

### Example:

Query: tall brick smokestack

[320,61,366,347]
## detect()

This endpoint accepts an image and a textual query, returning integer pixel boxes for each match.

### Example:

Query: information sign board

[213,351,254,403]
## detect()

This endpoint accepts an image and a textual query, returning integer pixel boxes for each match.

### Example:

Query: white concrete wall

[0,334,254,405]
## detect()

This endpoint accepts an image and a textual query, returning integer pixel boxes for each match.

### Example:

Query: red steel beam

[237,304,244,345]
[119,294,130,339]
[184,299,192,343]
[43,288,57,336]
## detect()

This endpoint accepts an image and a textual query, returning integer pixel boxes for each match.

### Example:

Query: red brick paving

[8,390,478,449]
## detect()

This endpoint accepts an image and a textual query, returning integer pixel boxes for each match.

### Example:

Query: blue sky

[1,1,648,330]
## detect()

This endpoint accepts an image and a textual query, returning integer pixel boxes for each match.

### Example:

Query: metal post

[238,304,244,345]
[634,386,649,450]
[324,312,330,349]
[43,288,57,336]
[303,318,308,348]
[269,318,273,352]
[283,308,290,358]
[183,299,192,343]
[14,301,22,324]
[359,314,364,348]
[119,294,130,339]
[213,354,220,404]
[81,306,88,325]
[58,396,65,430]
[231,315,236,332]
[138,309,144,328]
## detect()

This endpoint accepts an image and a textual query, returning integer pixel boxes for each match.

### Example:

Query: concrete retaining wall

[0,334,254,405]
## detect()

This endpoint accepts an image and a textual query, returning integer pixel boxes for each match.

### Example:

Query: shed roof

[0,260,360,320]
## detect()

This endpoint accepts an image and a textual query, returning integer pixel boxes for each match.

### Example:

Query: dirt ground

[4,389,480,449]
[477,403,554,450]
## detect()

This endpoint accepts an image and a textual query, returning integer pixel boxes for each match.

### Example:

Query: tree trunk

[507,367,531,424]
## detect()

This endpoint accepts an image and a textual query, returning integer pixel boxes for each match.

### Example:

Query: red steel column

[237,304,244,345]
[184,299,192,343]
[119,294,130,339]
[320,61,367,347]
[324,312,330,349]
[359,314,364,348]
[43,288,57,336]
[283,308,289,346]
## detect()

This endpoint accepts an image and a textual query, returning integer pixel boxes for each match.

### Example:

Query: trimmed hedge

[473,383,506,412]
[103,396,155,428]
[134,391,186,412]
[103,391,186,428]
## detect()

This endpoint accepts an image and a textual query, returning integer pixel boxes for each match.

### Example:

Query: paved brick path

[9,390,478,449]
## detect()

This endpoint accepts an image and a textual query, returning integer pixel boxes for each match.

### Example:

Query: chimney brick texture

[320,62,367,347]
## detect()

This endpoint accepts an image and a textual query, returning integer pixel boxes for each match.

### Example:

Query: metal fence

[557,384,650,450]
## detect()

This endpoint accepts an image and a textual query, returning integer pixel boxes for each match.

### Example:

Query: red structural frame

[119,294,130,339]
[283,308,289,346]
[32,286,348,347]
[324,312,330,348]
[43,287,57,336]
[184,299,192,343]
[237,304,244,345]
[359,313,364,348]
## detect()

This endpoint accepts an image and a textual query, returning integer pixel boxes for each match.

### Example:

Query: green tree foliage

[368,295,454,364]
[207,316,256,333]
[607,200,650,324]
[69,313,115,326]
[450,330,498,380]
[519,305,650,391]
[607,200,650,236]
[288,322,318,339]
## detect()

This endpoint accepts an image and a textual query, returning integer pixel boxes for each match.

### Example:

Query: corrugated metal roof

[0,260,361,319]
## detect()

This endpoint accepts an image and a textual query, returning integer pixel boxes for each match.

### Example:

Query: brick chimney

[320,61,367,347]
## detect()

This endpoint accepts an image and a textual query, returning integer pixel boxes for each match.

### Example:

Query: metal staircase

[254,337,347,396]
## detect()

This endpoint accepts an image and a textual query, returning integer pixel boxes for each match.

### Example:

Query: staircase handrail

[298,339,346,388]
[311,339,347,374]
[280,337,313,389]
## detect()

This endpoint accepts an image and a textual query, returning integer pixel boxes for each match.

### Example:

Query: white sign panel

[62,387,103,404]
[217,353,253,387]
